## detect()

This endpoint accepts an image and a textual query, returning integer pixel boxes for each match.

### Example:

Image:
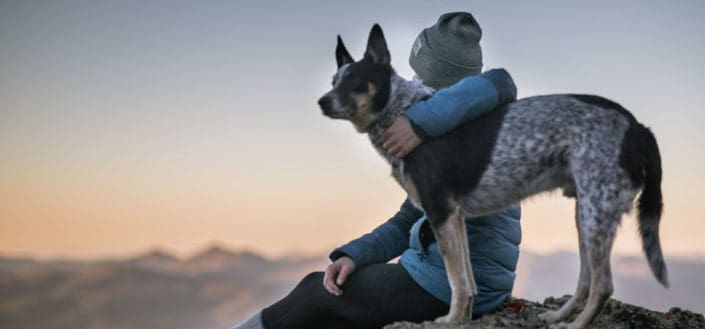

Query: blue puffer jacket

[330,199,521,317]
[329,69,522,317]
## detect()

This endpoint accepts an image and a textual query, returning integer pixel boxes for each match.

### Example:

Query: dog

[318,24,667,329]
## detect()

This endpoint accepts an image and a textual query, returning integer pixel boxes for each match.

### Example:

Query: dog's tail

[636,125,668,288]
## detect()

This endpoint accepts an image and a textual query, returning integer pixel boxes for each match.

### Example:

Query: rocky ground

[384,295,705,329]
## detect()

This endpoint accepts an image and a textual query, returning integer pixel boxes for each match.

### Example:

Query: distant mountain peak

[193,244,235,257]
[133,248,179,262]
[188,243,264,262]
[182,243,268,274]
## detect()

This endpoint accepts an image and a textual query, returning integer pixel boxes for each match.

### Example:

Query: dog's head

[318,24,393,132]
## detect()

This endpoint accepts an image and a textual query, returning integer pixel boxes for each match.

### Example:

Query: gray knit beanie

[409,12,483,87]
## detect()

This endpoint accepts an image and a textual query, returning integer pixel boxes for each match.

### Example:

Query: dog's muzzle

[318,94,348,119]
[318,95,335,116]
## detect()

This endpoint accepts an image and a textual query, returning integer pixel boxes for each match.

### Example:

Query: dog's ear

[336,35,354,68]
[364,24,390,65]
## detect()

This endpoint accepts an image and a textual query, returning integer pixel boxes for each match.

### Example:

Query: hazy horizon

[4,241,705,265]
[2,1,705,260]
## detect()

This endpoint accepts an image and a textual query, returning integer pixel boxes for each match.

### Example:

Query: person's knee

[297,271,326,293]
[292,271,337,312]
[301,271,324,284]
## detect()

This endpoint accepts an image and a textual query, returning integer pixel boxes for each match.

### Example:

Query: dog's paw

[434,314,464,325]
[433,314,452,324]
[538,310,562,324]
[548,322,576,329]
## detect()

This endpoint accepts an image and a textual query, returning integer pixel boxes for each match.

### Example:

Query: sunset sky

[1,1,704,261]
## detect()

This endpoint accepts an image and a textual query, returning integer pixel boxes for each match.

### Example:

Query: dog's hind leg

[430,205,475,324]
[553,200,622,329]
[539,201,591,324]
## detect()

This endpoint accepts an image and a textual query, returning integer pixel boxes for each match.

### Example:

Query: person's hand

[323,256,356,296]
[382,116,422,158]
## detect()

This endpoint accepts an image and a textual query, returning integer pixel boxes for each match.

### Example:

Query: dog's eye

[350,77,366,92]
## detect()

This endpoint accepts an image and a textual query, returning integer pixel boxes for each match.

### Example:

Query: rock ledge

[384,295,705,329]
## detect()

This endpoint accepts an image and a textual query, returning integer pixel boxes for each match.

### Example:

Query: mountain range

[0,245,702,329]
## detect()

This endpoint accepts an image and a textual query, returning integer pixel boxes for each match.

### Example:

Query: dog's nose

[318,96,333,113]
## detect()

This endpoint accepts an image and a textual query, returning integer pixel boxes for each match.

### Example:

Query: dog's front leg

[432,207,476,324]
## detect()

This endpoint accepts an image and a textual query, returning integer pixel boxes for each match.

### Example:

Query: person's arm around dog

[383,68,517,158]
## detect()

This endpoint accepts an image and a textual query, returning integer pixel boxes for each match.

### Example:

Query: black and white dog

[318,24,667,329]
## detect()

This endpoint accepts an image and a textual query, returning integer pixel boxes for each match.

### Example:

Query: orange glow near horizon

[2,147,703,261]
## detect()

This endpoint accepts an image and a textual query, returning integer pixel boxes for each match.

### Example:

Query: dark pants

[261,263,449,329]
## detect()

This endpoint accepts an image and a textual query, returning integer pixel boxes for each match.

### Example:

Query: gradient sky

[1,1,704,260]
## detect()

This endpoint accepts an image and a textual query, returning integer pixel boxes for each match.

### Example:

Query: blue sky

[1,1,704,259]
